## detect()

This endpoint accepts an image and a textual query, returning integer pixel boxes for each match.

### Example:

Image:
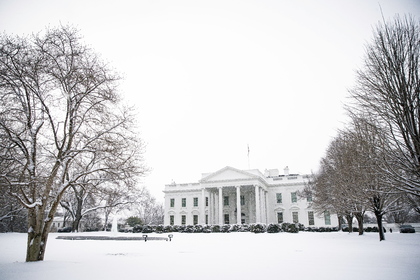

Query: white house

[163,166,337,227]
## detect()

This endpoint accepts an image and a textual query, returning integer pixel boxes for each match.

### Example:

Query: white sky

[1,0,419,202]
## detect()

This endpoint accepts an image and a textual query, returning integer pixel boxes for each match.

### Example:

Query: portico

[201,185,265,225]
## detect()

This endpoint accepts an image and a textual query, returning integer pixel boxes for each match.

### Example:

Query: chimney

[284,166,289,176]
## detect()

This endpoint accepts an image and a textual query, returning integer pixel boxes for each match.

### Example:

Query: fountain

[111,215,118,236]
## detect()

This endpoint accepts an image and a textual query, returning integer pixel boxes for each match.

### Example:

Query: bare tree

[342,115,400,240]
[349,14,420,197]
[0,26,146,261]
[135,189,164,225]
[311,114,401,240]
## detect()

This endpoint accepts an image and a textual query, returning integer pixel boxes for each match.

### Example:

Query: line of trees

[305,14,420,241]
[0,25,148,261]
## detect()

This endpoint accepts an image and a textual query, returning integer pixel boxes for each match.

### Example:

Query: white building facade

[163,166,337,227]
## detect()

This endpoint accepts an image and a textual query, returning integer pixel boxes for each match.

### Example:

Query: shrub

[267,224,281,233]
[58,227,72,233]
[281,223,290,232]
[287,223,299,233]
[193,225,203,233]
[229,224,241,232]
[177,225,186,232]
[202,225,212,233]
[297,223,305,231]
[163,225,173,232]
[211,225,220,233]
[250,223,266,233]
[221,225,231,233]
[155,225,164,233]
[171,225,181,232]
[240,224,250,232]
[133,225,143,233]
[182,225,194,233]
[142,225,154,233]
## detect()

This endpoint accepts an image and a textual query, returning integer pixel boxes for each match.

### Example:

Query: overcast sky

[1,0,419,201]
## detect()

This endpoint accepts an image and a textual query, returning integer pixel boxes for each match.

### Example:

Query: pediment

[200,166,258,183]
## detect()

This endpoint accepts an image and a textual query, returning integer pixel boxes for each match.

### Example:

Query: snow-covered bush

[211,225,220,232]
[229,224,240,232]
[163,225,174,232]
[155,225,164,233]
[182,225,194,233]
[193,225,203,233]
[287,223,299,233]
[221,225,231,232]
[133,225,143,233]
[202,225,212,233]
[249,223,266,233]
[142,225,154,233]
[267,223,281,233]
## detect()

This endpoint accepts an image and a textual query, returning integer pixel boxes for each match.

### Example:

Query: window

[277,212,283,223]
[193,197,198,207]
[324,211,331,225]
[292,212,299,223]
[205,215,208,224]
[193,215,198,225]
[206,197,209,207]
[276,193,282,203]
[308,211,314,226]
[224,196,229,206]
[181,215,186,225]
[170,215,174,225]
[170,198,175,208]
[182,198,186,207]
[240,195,245,206]
[224,214,230,224]
[291,192,297,203]
[307,194,312,202]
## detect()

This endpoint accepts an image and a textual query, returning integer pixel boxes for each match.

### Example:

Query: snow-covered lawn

[1,231,419,280]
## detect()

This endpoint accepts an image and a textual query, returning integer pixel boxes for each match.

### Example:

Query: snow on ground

[0,231,419,280]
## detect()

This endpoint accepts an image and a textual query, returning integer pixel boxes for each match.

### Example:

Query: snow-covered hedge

[128,223,308,234]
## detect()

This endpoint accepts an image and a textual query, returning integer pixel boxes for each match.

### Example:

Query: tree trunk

[345,214,353,232]
[337,215,343,232]
[72,198,84,232]
[375,211,385,241]
[26,208,43,262]
[354,212,364,235]
[26,215,52,262]
[26,186,65,261]
[72,216,82,232]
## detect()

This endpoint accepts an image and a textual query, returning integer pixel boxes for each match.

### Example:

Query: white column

[212,191,216,224]
[255,185,260,223]
[265,190,269,223]
[236,186,241,224]
[261,189,266,224]
[201,188,206,224]
[209,191,212,224]
[214,191,218,225]
[260,188,265,223]
[218,187,224,225]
